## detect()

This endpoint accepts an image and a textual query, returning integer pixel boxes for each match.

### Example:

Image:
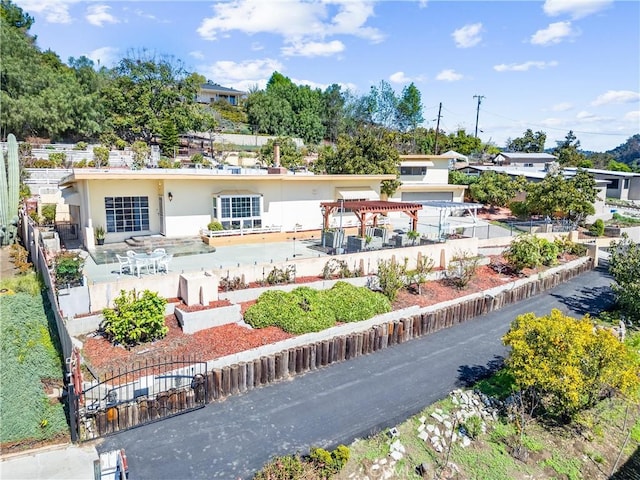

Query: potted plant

[95,225,106,245]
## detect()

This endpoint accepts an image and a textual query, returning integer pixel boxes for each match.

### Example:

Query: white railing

[201,225,283,238]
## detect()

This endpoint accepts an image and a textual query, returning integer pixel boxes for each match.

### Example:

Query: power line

[481,109,633,137]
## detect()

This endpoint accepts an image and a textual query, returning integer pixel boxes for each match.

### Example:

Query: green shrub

[539,238,559,266]
[266,265,296,285]
[309,445,350,477]
[323,281,391,322]
[554,236,587,256]
[41,204,56,225]
[92,146,110,167]
[254,454,309,479]
[48,152,66,167]
[445,250,480,289]
[54,251,85,288]
[8,243,33,274]
[75,158,87,168]
[158,157,181,169]
[190,153,204,164]
[244,284,390,334]
[73,141,87,150]
[101,289,168,346]
[462,415,483,439]
[504,234,560,272]
[376,258,405,301]
[207,219,223,231]
[589,219,605,236]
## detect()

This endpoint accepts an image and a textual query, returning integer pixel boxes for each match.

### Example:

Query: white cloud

[197,0,383,44]
[452,23,483,48]
[15,0,76,24]
[290,78,331,90]
[189,51,205,60]
[576,110,601,121]
[282,40,345,57]
[418,0,428,8]
[543,0,613,19]
[86,5,119,27]
[493,60,559,72]
[552,102,573,111]
[251,42,264,51]
[591,90,640,106]
[530,21,576,45]
[436,69,463,82]
[198,58,284,91]
[389,71,425,84]
[623,111,640,123]
[85,46,119,68]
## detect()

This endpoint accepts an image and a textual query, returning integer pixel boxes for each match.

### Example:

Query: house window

[524,163,534,167]
[608,179,620,189]
[400,166,427,176]
[105,196,149,233]
[624,178,630,189]
[215,195,262,229]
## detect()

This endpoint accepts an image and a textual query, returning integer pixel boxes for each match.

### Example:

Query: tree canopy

[505,129,546,153]
[609,234,640,324]
[469,171,527,208]
[503,309,639,419]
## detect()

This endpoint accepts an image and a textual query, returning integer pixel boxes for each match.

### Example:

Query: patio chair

[132,257,152,277]
[157,253,173,274]
[153,248,166,255]
[115,254,132,275]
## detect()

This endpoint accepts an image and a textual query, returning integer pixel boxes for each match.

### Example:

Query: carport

[320,200,423,237]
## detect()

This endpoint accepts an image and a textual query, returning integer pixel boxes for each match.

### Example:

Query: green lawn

[0,290,68,445]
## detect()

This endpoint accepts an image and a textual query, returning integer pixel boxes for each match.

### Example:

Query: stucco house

[392,154,466,203]
[196,82,245,106]
[58,168,396,249]
[563,167,640,201]
[493,152,557,167]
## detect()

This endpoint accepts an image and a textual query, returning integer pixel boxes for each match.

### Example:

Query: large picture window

[105,196,150,233]
[214,195,262,230]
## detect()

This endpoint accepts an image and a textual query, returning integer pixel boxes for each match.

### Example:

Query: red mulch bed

[82,256,575,376]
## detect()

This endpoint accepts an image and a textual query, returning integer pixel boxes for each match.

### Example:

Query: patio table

[132,252,164,276]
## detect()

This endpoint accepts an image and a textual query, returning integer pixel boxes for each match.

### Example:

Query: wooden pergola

[320,200,423,238]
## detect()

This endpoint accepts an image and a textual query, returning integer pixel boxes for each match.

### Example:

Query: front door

[158,196,166,235]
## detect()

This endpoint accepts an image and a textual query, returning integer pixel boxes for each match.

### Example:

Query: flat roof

[563,167,640,177]
[420,201,483,210]
[59,169,396,186]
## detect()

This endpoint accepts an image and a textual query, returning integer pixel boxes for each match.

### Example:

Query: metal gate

[74,356,208,441]
[56,222,79,241]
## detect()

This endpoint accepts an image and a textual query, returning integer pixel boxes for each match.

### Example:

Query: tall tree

[100,52,208,143]
[469,171,527,209]
[1,1,102,140]
[321,84,345,143]
[396,83,423,132]
[316,126,401,195]
[553,130,587,166]
[505,129,547,152]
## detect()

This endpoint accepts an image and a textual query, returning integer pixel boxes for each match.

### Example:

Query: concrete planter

[175,304,242,334]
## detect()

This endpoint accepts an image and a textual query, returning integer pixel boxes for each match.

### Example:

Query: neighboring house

[460,164,609,221]
[563,167,640,201]
[493,152,557,167]
[58,168,395,249]
[392,154,466,203]
[196,82,246,106]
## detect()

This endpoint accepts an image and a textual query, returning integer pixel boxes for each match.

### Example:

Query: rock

[431,412,443,423]
[390,450,403,461]
[418,423,425,432]
[390,440,403,452]
[426,424,435,433]
[419,415,426,423]
[443,420,452,430]
[371,464,380,471]
[434,426,441,437]
[418,431,429,441]
[462,436,471,447]
[379,458,387,465]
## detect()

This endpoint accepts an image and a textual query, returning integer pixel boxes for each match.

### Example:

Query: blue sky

[15,0,640,152]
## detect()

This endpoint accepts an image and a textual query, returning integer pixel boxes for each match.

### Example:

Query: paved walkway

[0,443,98,480]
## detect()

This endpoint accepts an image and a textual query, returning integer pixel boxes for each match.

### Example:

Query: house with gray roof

[196,82,246,106]
[493,152,557,167]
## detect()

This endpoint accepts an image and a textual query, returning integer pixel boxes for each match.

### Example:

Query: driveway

[97,265,614,479]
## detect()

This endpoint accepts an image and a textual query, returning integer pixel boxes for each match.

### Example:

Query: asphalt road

[97,264,615,479]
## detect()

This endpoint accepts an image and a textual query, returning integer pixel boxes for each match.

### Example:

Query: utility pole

[434,102,442,154]
[473,95,485,138]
